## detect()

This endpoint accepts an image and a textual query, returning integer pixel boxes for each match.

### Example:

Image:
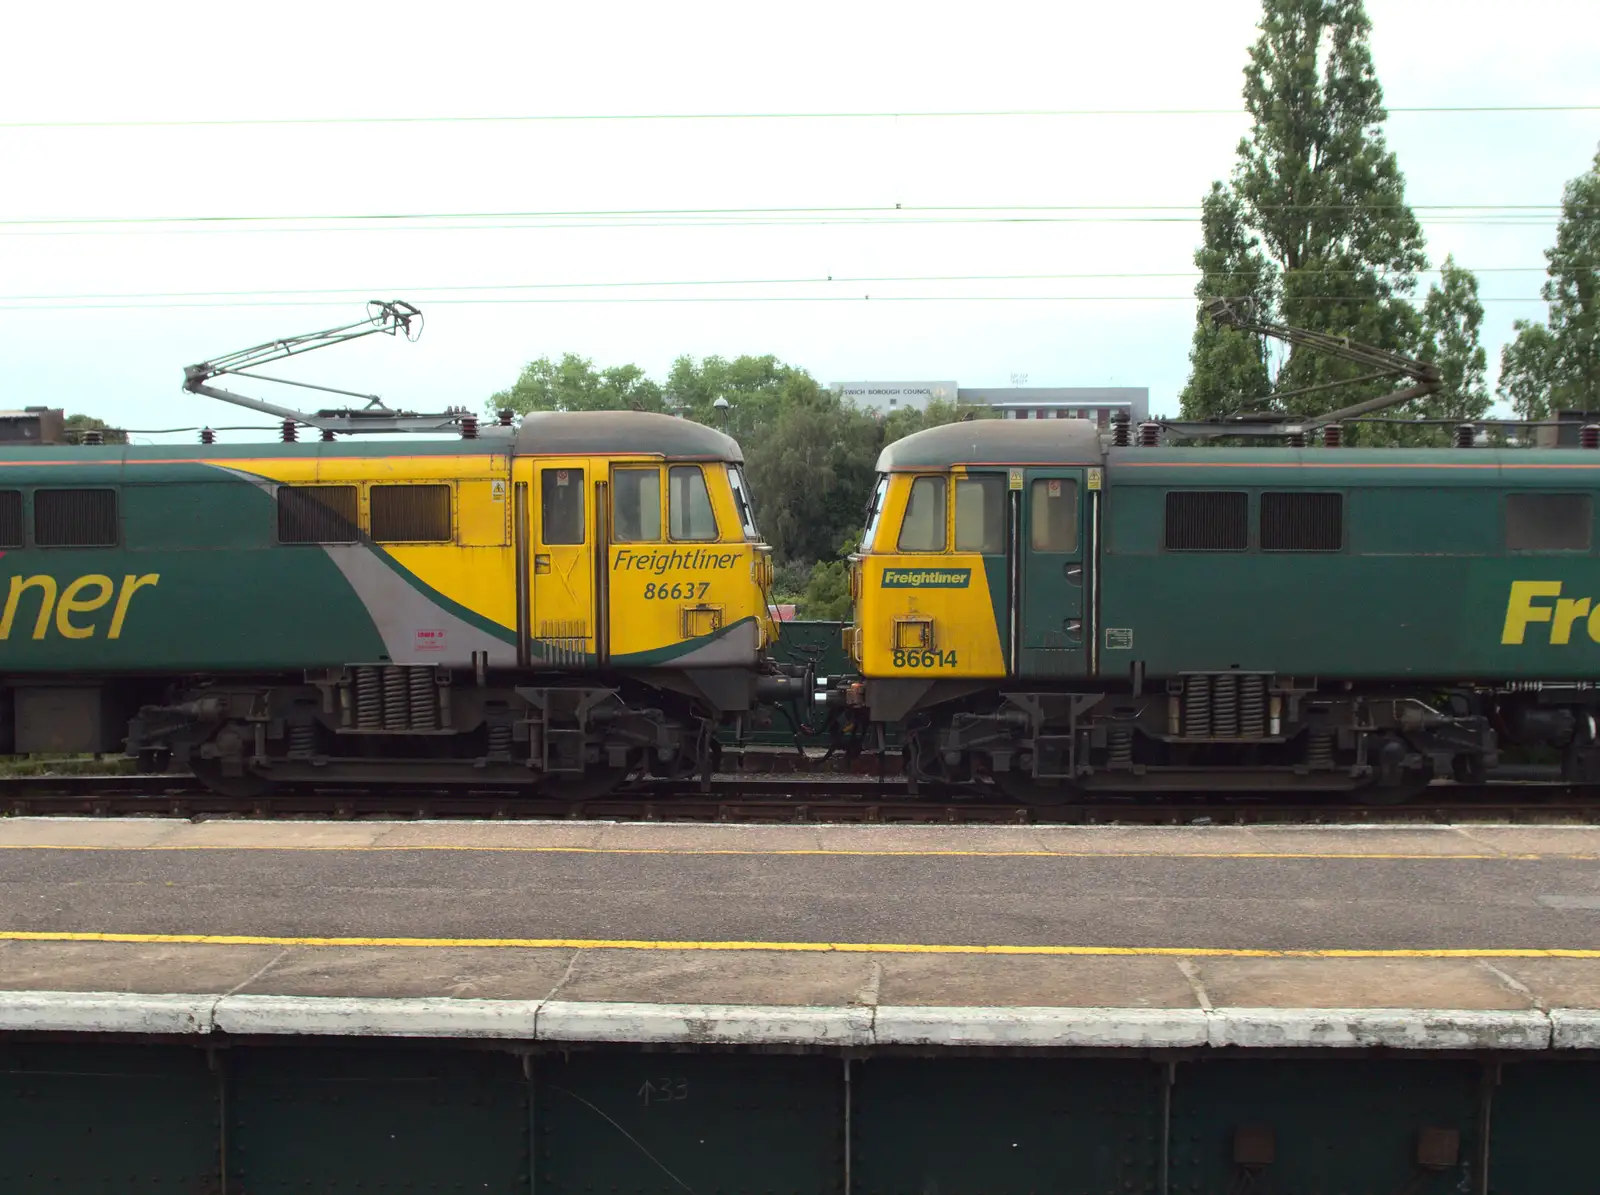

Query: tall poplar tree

[1498,145,1600,420]
[1181,0,1427,423]
[1419,255,1489,420]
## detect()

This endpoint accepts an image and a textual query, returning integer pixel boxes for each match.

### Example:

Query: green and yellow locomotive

[842,418,1600,800]
[0,411,798,794]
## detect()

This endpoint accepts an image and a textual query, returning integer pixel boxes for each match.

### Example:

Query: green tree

[1499,322,1560,422]
[489,353,664,415]
[1181,0,1427,423]
[665,354,804,443]
[1418,255,1489,420]
[1497,145,1600,420]
[64,413,128,445]
[750,394,984,564]
[744,386,880,563]
[797,559,852,620]
[1180,185,1276,419]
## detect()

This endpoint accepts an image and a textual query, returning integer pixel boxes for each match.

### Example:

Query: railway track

[4,772,1597,824]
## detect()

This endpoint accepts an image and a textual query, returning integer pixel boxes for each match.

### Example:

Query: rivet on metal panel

[1416,1125,1461,1170]
[1232,1124,1275,1167]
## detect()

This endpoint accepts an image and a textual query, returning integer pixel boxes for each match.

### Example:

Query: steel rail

[3,774,1597,825]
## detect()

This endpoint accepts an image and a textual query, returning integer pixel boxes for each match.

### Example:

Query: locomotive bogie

[122,671,712,792]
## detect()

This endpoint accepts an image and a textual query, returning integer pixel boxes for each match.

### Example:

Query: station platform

[1,816,1597,1050]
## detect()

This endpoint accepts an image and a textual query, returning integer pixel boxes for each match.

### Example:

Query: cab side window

[860,477,888,551]
[897,476,947,552]
[612,467,662,543]
[728,466,759,539]
[1030,479,1078,551]
[541,468,585,545]
[955,474,1006,553]
[668,465,718,541]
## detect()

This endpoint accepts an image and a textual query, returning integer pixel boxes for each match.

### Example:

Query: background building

[829,381,958,414]
[958,386,1149,428]
[833,382,1149,427]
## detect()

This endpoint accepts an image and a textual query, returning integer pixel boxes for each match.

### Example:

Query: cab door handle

[534,554,551,574]
[1065,564,1083,584]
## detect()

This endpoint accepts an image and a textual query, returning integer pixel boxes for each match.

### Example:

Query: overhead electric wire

[0,202,1567,229]
[0,265,1564,306]
[0,212,1577,240]
[0,293,1553,313]
[2,104,1596,129]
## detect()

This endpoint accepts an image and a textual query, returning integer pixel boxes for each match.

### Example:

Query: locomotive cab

[846,420,1104,724]
[511,412,777,680]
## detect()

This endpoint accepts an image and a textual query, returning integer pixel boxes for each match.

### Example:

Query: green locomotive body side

[1101,446,1600,682]
[0,441,502,675]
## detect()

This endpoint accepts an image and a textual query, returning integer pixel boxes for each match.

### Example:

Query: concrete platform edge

[0,993,1593,1050]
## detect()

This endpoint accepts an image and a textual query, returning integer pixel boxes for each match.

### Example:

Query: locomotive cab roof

[514,410,742,462]
[874,418,1104,471]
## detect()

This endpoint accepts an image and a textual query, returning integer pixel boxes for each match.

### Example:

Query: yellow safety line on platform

[0,842,1582,862]
[3,929,1599,959]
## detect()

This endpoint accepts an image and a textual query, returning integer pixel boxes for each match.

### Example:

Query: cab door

[1016,466,1093,677]
[524,459,595,667]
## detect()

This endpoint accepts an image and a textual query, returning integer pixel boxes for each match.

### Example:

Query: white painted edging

[537,1001,873,1045]
[1548,1009,1600,1050]
[0,993,1595,1050]
[215,995,540,1039]
[873,1005,1211,1049]
[1210,1007,1552,1050]
[0,991,214,1035]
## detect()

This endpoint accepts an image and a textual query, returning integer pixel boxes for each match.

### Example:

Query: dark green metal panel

[0,1042,218,1193]
[1100,452,1600,681]
[771,620,851,680]
[1169,1059,1481,1192]
[0,473,390,672]
[1018,467,1089,677]
[850,1057,1163,1194]
[1487,1060,1600,1192]
[227,1046,529,1193]
[535,1051,843,1194]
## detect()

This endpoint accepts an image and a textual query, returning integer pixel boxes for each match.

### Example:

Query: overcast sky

[1,0,1596,443]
